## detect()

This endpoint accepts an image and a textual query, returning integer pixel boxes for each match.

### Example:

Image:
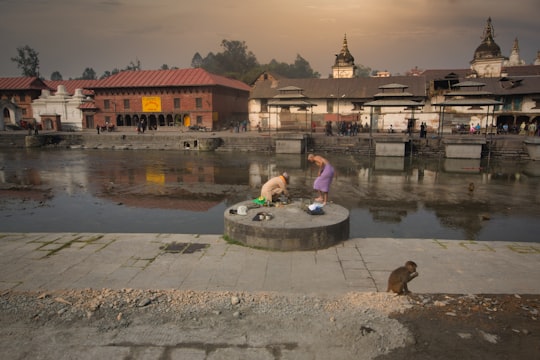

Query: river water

[1,148,539,242]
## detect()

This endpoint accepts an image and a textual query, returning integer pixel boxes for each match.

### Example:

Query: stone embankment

[0,129,533,159]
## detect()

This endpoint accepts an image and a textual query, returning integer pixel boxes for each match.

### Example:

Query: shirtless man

[307,154,334,205]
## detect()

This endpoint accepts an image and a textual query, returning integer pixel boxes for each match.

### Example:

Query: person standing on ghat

[307,154,334,205]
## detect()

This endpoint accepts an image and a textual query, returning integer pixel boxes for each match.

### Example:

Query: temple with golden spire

[332,34,357,78]
[470,17,506,77]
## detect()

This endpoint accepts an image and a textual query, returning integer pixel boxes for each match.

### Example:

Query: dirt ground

[0,289,538,359]
[378,293,540,360]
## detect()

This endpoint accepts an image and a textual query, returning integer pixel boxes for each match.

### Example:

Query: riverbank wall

[0,130,533,159]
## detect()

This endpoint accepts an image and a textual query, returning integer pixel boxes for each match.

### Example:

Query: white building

[32,85,90,131]
[249,18,540,134]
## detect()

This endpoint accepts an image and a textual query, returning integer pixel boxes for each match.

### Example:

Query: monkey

[387,260,418,295]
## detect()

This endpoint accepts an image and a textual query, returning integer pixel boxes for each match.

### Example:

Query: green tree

[79,67,97,80]
[265,55,320,78]
[50,71,63,81]
[191,52,203,68]
[194,39,319,83]
[199,40,259,82]
[100,70,112,79]
[356,64,372,77]
[102,68,120,79]
[125,58,141,71]
[10,45,40,77]
[290,54,320,78]
[160,64,169,70]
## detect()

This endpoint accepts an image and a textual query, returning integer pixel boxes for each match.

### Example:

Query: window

[327,99,335,113]
[105,116,111,124]
[174,98,180,109]
[352,102,364,111]
[196,98,202,109]
[260,99,268,112]
[19,94,25,102]
[123,99,130,109]
[104,99,110,109]
[196,116,203,124]
[513,97,522,111]
[502,96,523,111]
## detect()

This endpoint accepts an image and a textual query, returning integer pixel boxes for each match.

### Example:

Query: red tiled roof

[0,77,50,91]
[90,68,251,91]
[78,102,97,109]
[45,80,98,96]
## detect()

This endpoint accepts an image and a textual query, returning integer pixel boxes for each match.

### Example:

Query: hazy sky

[1,0,538,79]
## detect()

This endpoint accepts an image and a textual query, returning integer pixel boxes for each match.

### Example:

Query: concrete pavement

[1,232,539,295]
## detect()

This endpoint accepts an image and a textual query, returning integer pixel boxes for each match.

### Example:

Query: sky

[1,0,539,80]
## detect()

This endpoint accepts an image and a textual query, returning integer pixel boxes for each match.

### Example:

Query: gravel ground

[0,289,538,359]
[0,289,414,359]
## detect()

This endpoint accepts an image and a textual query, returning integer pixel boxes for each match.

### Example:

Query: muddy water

[1,149,539,242]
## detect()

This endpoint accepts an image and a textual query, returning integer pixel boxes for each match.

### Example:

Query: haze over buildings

[0,0,539,79]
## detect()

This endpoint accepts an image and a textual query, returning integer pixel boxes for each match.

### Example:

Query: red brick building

[0,77,49,129]
[87,68,251,131]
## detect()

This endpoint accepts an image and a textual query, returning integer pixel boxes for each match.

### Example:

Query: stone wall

[0,131,532,159]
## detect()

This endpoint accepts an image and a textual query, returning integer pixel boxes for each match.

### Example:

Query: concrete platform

[374,136,409,157]
[524,138,540,160]
[0,232,539,295]
[224,200,350,251]
[443,137,486,159]
[1,232,539,359]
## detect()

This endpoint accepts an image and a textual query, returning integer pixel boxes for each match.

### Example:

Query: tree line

[11,40,372,83]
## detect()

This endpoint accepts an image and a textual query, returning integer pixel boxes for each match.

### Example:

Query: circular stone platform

[224,200,349,251]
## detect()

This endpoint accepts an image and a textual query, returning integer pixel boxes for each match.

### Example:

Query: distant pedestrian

[32,119,39,135]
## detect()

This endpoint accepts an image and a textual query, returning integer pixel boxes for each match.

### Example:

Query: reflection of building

[98,163,224,212]
[369,208,409,223]
[424,201,490,240]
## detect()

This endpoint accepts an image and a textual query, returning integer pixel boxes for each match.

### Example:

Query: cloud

[0,0,538,79]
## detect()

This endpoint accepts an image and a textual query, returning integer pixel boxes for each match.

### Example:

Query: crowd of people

[460,120,540,136]
[323,121,369,136]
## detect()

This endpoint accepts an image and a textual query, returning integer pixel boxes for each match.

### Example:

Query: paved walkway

[1,232,539,295]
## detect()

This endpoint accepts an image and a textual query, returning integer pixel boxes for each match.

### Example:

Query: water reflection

[0,149,539,241]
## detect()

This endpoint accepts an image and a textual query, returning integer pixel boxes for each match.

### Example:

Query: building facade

[1,19,539,135]
[249,18,540,134]
[1,68,250,132]
[87,68,251,131]
[0,77,49,130]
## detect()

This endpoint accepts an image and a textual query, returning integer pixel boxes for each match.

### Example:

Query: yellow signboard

[142,97,162,112]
